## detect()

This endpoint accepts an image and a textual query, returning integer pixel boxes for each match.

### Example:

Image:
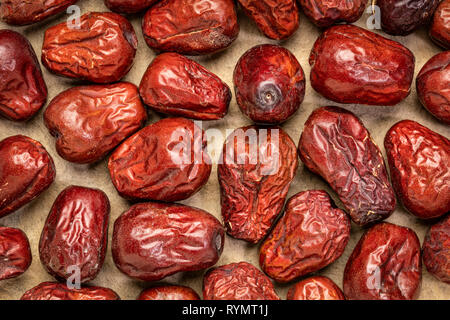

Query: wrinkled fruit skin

[429,0,450,49]
[287,276,346,300]
[343,222,422,300]
[384,120,450,220]
[21,282,120,300]
[416,51,450,124]
[203,262,279,300]
[105,0,159,13]
[139,52,230,120]
[0,0,78,25]
[299,0,366,28]
[0,30,47,121]
[422,215,450,284]
[310,24,415,106]
[42,12,138,83]
[218,126,298,243]
[108,117,211,202]
[0,227,31,281]
[260,190,350,282]
[44,82,147,164]
[234,44,305,124]
[138,286,200,300]
[0,135,55,219]
[378,0,439,36]
[112,202,224,281]
[39,186,110,283]
[298,107,396,226]
[237,0,299,40]
[142,0,239,55]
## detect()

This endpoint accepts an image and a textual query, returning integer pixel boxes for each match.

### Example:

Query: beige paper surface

[0,0,449,300]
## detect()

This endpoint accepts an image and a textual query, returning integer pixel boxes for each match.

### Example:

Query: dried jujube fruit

[0,227,32,281]
[104,0,159,13]
[138,286,200,300]
[287,276,346,300]
[429,0,450,49]
[21,282,120,300]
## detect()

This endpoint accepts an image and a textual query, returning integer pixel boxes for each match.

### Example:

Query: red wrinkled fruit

[21,282,120,300]
[299,0,366,28]
[384,120,450,220]
[429,0,450,49]
[39,186,110,283]
[287,276,346,300]
[237,0,299,40]
[0,227,31,281]
[139,53,230,120]
[422,215,450,284]
[343,222,422,300]
[0,30,47,121]
[234,44,305,124]
[0,0,78,25]
[218,126,298,243]
[298,107,396,226]
[309,24,415,106]
[109,117,211,202]
[416,51,450,124]
[138,286,200,300]
[260,190,350,282]
[44,82,147,164]
[142,0,239,55]
[203,262,279,300]
[112,202,224,281]
[105,0,159,13]
[42,12,138,83]
[0,135,55,219]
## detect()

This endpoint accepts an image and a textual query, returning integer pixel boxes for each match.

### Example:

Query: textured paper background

[0,0,449,300]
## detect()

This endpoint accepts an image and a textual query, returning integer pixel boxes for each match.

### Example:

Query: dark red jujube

[287,276,346,300]
[429,0,450,49]
[0,227,32,281]
[138,286,200,300]
[104,0,159,13]
[21,282,120,300]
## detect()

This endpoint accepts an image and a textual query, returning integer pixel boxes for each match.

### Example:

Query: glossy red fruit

[429,0,450,49]
[21,282,120,300]
[112,202,224,281]
[299,0,366,27]
[0,227,32,281]
[44,82,147,164]
[309,24,415,106]
[142,0,239,55]
[343,222,422,300]
[0,30,47,121]
[139,53,231,120]
[138,286,200,300]
[287,276,346,300]
[0,0,78,25]
[234,44,305,124]
[104,0,159,13]
[42,12,138,83]
[203,262,280,300]
[384,120,449,220]
[298,106,396,226]
[416,51,450,124]
[0,135,55,219]
[237,0,299,40]
[422,215,450,284]
[39,186,110,283]
[218,126,298,243]
[259,190,350,282]
[108,117,211,202]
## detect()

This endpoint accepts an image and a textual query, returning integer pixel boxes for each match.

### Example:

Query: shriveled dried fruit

[0,30,47,121]
[112,202,224,281]
[42,12,138,83]
[344,222,422,300]
[218,126,298,243]
[104,0,159,13]
[429,0,450,49]
[0,227,32,281]
[139,52,230,120]
[287,276,346,300]
[309,24,415,106]
[203,262,279,300]
[138,286,200,300]
[385,120,449,220]
[260,190,350,282]
[0,135,55,219]
[298,106,396,226]
[44,82,147,164]
[21,282,120,300]
[299,0,366,27]
[142,0,239,55]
